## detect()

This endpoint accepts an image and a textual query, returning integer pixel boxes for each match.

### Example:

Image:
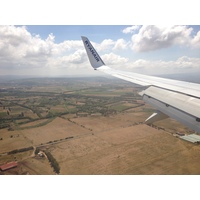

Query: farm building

[180,134,200,143]
[0,161,18,171]
[176,132,185,136]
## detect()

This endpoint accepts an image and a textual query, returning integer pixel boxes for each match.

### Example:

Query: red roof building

[0,161,18,171]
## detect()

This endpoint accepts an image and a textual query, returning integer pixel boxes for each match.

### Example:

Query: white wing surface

[81,36,200,133]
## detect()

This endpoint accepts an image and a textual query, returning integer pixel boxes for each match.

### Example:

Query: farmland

[0,77,199,175]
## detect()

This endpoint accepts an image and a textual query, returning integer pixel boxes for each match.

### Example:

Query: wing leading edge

[81,36,200,133]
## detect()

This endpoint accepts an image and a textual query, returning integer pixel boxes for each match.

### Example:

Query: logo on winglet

[85,40,100,62]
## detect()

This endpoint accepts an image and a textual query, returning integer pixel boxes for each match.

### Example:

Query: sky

[0,25,200,77]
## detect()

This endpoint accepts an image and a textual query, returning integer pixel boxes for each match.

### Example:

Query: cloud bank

[0,25,199,76]
[124,25,200,52]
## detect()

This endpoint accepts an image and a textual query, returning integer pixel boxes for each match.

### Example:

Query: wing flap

[140,86,200,132]
[139,86,200,118]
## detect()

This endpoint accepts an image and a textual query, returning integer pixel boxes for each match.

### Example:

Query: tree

[35,147,40,155]
[44,150,60,174]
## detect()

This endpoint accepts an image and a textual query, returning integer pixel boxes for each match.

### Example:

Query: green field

[0,77,143,131]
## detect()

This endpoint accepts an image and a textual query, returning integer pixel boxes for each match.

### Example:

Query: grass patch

[111,104,132,112]
[0,112,7,117]
[16,118,56,130]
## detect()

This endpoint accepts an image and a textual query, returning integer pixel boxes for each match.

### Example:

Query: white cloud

[0,26,58,60]
[93,38,129,52]
[130,25,193,52]
[0,25,199,77]
[191,31,200,48]
[98,39,115,51]
[67,50,86,64]
[0,26,52,69]
[48,50,87,68]
[113,39,129,50]
[55,40,83,54]
[122,25,140,34]
[102,53,129,66]
[126,56,200,75]
[0,25,83,71]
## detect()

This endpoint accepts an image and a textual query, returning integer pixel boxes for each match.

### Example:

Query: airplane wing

[81,36,200,133]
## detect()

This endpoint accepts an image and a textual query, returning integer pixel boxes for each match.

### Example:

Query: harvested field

[50,124,200,175]
[72,113,145,132]
[16,117,90,146]
[0,135,32,153]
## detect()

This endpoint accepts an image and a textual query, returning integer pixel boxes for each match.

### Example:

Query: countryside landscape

[0,76,200,175]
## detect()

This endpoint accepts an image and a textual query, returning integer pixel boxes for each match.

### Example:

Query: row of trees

[35,147,60,174]
[43,150,60,174]
[8,146,34,155]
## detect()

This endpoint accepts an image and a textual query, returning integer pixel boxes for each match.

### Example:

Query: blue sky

[26,26,129,42]
[0,25,200,77]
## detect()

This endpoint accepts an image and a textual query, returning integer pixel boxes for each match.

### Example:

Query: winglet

[81,36,105,69]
